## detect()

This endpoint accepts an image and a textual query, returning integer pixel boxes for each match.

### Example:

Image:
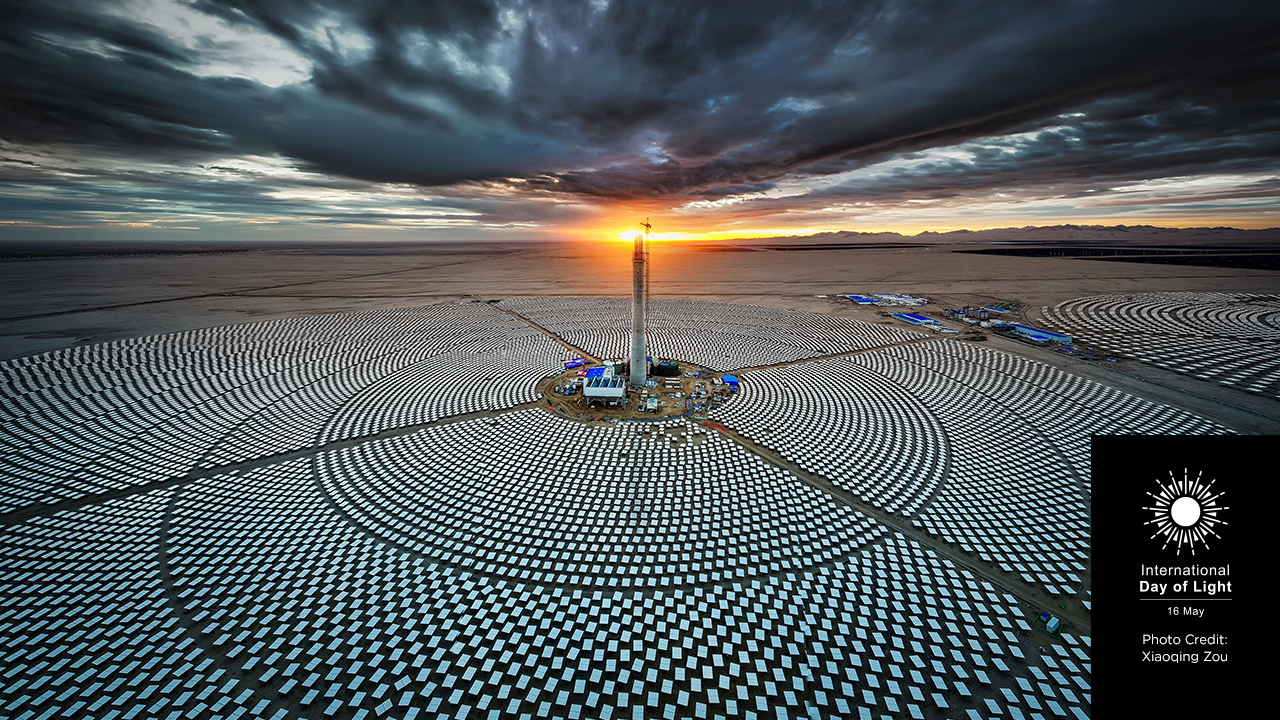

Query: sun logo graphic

[1143,469,1227,555]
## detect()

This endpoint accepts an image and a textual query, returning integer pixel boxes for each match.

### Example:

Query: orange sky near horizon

[567,206,1280,245]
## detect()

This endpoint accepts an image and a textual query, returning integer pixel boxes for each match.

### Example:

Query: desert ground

[3,238,1277,433]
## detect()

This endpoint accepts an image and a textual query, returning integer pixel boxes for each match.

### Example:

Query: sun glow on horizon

[570,211,1280,245]
[588,217,846,244]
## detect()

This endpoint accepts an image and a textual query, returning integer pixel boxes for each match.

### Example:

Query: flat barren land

[3,238,1277,432]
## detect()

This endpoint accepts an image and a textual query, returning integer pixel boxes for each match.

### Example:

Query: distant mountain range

[743,225,1280,245]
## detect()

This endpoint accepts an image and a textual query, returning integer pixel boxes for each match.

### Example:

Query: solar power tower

[629,219,650,387]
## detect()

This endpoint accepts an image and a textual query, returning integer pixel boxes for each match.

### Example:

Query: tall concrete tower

[629,220,650,387]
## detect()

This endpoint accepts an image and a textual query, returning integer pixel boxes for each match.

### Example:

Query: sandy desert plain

[0,235,1277,720]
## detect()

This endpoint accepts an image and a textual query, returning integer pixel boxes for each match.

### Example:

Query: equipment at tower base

[652,360,681,377]
[629,219,651,388]
[583,365,626,406]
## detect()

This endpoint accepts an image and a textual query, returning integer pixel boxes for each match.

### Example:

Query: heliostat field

[0,298,1230,720]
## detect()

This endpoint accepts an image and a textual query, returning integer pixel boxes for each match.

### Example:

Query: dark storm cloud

[1,0,1278,218]
[789,75,1280,210]
[0,140,586,232]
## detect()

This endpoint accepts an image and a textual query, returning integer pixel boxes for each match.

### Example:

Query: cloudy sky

[2,0,1278,242]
